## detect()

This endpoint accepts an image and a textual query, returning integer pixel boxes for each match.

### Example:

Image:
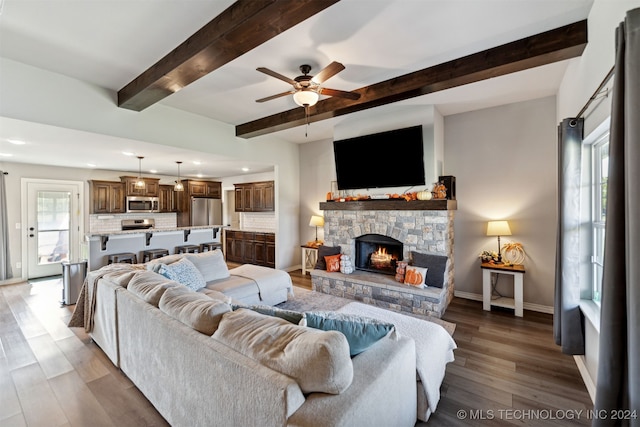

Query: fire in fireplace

[354,234,403,275]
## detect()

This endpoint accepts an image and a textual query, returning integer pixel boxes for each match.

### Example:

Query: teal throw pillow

[158,257,206,291]
[305,311,395,356]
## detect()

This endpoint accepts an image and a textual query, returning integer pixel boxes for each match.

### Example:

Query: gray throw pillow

[314,245,341,270]
[410,251,447,288]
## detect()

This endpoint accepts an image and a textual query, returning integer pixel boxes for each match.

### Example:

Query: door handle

[30,227,35,231]
[29,234,35,237]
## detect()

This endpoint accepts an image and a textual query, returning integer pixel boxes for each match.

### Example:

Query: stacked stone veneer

[311,209,454,317]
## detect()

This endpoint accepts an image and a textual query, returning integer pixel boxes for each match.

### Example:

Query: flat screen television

[333,125,426,190]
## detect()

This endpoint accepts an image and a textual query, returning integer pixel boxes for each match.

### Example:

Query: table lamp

[309,215,325,243]
[486,220,512,263]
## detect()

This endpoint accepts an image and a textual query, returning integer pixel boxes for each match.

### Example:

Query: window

[591,134,609,304]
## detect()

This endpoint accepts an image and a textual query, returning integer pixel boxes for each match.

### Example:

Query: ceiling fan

[255,61,361,107]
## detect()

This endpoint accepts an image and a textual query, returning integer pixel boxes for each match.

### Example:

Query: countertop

[224,227,275,234]
[86,224,226,238]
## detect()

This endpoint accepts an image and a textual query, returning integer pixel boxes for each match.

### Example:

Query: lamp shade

[486,220,512,236]
[293,90,319,107]
[309,215,325,227]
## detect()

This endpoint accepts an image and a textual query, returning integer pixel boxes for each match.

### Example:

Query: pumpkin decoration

[416,190,432,201]
[501,242,525,265]
[404,266,427,288]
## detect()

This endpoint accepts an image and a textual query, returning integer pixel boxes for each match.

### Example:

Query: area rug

[277,286,455,336]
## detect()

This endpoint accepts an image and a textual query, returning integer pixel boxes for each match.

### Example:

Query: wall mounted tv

[333,125,426,190]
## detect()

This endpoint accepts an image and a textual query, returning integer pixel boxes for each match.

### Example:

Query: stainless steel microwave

[126,196,160,213]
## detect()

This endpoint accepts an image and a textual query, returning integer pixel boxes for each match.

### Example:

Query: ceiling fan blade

[319,87,361,100]
[311,61,345,84]
[255,90,296,103]
[256,67,297,86]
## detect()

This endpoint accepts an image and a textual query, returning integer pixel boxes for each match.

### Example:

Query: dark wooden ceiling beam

[236,20,588,139]
[118,0,340,111]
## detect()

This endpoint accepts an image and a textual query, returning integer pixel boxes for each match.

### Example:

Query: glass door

[26,181,82,278]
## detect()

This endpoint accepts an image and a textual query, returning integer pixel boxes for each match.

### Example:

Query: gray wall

[444,96,557,309]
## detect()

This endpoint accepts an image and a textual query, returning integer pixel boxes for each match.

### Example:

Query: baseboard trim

[574,355,596,403]
[454,291,554,314]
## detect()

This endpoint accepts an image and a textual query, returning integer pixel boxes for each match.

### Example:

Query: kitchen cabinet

[183,180,221,198]
[225,230,275,268]
[159,185,179,212]
[120,176,160,197]
[90,180,125,213]
[234,181,274,212]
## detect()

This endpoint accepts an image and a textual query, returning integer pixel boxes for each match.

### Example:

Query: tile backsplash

[241,212,276,231]
[89,213,177,233]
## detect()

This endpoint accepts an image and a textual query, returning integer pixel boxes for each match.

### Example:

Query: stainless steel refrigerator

[191,198,223,226]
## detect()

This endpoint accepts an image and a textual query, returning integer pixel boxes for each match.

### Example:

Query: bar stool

[200,242,222,252]
[141,249,170,263]
[107,252,138,264]
[175,244,200,254]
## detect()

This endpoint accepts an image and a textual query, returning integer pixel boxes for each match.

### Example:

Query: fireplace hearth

[355,234,403,276]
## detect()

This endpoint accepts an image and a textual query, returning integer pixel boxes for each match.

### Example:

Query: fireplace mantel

[319,199,456,211]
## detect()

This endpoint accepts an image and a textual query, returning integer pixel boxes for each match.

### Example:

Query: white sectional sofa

[70,251,418,426]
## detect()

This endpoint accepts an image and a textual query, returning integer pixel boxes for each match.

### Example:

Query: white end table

[301,245,319,275]
[481,263,525,317]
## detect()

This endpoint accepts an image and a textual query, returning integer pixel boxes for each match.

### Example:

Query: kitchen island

[86,225,224,270]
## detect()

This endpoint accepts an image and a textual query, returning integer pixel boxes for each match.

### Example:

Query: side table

[301,245,319,275]
[481,263,525,317]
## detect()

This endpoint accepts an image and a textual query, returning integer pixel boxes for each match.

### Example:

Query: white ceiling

[0,0,594,177]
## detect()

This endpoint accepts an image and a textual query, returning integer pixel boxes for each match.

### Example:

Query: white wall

[445,96,558,309]
[0,58,301,271]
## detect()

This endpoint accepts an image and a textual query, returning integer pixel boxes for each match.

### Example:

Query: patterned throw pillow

[315,245,341,270]
[158,257,206,291]
[305,311,396,356]
[404,266,428,288]
[325,254,341,272]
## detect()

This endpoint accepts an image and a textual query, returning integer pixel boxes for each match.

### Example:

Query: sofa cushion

[197,288,232,304]
[410,251,448,288]
[159,287,231,335]
[314,245,341,270]
[185,249,230,282]
[213,309,353,394]
[128,271,182,307]
[305,311,396,356]
[158,257,206,291]
[147,254,185,272]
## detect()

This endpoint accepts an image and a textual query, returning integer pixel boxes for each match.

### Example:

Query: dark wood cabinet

[225,230,275,267]
[90,180,125,213]
[159,185,178,212]
[120,176,160,197]
[234,181,274,212]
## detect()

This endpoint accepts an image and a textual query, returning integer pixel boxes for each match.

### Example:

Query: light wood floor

[0,270,592,426]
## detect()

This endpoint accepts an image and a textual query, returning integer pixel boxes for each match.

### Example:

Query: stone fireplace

[310,200,455,317]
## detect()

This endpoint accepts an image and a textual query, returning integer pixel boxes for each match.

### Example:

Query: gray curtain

[554,118,585,355]
[0,171,12,280]
[593,8,640,426]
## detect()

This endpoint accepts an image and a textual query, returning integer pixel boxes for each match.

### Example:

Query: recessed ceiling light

[87,163,97,168]
[122,151,134,156]
[241,167,250,172]
[193,161,202,165]
[0,153,13,157]
[149,169,157,174]
[196,173,203,178]
[7,139,26,145]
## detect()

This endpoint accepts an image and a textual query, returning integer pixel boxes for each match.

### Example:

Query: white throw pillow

[185,249,230,282]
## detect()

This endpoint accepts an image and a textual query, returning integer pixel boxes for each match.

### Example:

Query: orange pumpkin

[404,269,424,286]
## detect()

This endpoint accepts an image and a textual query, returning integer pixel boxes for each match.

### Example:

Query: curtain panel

[593,8,640,426]
[0,171,12,280]
[553,118,585,355]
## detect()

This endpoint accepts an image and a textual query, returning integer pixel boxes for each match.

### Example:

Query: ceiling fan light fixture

[293,90,319,107]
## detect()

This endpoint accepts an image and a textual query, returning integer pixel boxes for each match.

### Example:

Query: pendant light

[174,161,184,191]
[135,156,146,189]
